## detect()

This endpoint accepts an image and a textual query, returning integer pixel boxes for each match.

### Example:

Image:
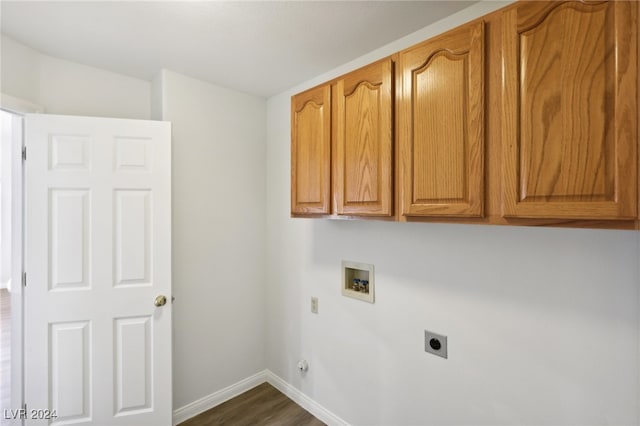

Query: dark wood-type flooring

[179,382,325,426]
[1,289,10,426]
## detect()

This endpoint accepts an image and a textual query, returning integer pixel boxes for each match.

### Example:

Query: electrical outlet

[311,297,318,314]
[424,330,447,359]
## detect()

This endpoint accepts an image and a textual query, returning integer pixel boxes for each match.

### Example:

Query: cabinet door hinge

[22,146,26,161]
[22,272,26,287]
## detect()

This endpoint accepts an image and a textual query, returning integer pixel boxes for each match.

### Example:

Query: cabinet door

[334,58,393,216]
[502,1,637,219]
[399,21,485,217]
[291,85,331,214]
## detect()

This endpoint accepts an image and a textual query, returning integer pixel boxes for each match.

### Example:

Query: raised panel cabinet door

[291,85,332,214]
[399,21,485,217]
[334,58,393,216]
[502,1,638,219]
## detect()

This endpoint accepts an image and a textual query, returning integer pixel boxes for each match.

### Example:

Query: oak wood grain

[291,85,332,215]
[501,0,638,219]
[398,21,485,217]
[178,383,325,426]
[334,58,393,216]
[291,0,640,229]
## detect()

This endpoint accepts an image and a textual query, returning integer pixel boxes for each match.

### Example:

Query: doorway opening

[0,106,25,425]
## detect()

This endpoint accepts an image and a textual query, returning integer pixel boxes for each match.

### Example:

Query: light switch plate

[424,330,448,359]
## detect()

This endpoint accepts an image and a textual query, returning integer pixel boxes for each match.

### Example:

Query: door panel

[114,138,151,172]
[49,135,90,171]
[501,1,637,219]
[114,316,152,415]
[114,190,151,286]
[291,85,331,214]
[25,114,171,426]
[399,21,485,217]
[49,321,91,423]
[49,189,90,290]
[412,52,467,202]
[334,58,393,216]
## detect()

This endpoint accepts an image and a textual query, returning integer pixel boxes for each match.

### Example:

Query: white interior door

[24,114,172,425]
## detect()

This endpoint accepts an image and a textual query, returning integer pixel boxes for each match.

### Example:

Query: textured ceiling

[1,1,476,97]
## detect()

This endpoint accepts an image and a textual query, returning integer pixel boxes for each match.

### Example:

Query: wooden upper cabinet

[291,85,331,215]
[399,21,485,218]
[501,1,638,220]
[334,58,393,216]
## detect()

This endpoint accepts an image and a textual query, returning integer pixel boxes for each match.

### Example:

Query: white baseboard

[265,370,349,426]
[172,370,268,425]
[172,369,348,426]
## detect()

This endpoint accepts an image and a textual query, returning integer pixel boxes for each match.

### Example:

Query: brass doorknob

[154,295,167,307]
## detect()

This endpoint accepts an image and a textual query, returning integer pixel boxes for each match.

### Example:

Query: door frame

[1,93,43,424]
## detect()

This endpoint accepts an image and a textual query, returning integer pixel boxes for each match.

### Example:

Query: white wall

[2,32,269,413]
[153,70,267,410]
[1,35,150,119]
[266,2,640,425]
